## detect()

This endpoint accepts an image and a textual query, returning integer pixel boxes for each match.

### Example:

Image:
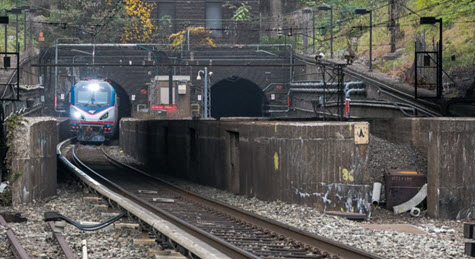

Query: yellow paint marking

[349,124,352,133]
[274,152,279,171]
[275,123,279,133]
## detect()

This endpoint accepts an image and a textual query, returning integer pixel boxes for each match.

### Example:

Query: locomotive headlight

[88,83,100,92]
[100,112,109,120]
[73,111,82,119]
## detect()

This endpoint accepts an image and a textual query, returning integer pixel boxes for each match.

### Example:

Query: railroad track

[295,54,442,117]
[0,214,74,259]
[58,141,382,259]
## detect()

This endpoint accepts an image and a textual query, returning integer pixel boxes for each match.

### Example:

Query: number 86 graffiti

[339,167,354,183]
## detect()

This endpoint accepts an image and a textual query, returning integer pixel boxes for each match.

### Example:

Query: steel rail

[342,68,441,117]
[100,147,382,259]
[294,54,442,117]
[56,139,230,259]
[70,145,259,259]
[0,215,30,259]
[47,222,75,259]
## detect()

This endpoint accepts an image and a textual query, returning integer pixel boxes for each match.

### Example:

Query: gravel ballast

[1,184,157,259]
[105,145,469,259]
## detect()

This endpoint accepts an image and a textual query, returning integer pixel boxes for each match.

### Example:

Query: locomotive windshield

[74,81,112,108]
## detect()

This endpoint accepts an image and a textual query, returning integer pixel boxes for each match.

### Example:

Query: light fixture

[73,111,82,119]
[88,83,100,92]
[196,70,204,80]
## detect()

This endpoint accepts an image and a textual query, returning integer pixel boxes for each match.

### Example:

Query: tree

[121,0,157,43]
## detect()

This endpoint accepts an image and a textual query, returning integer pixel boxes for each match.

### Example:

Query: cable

[44,211,125,231]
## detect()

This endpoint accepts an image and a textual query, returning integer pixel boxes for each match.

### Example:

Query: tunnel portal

[210,77,266,119]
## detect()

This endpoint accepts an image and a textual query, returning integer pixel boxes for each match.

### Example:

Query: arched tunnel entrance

[108,79,132,120]
[210,77,266,119]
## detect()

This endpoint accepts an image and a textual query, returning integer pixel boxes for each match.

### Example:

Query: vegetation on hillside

[293,0,474,91]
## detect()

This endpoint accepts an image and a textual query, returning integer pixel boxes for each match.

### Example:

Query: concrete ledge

[120,119,372,213]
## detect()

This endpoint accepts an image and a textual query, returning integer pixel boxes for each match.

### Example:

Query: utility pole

[4,10,7,53]
[168,68,173,105]
[23,10,26,51]
[204,67,208,119]
[389,0,397,53]
[15,12,18,52]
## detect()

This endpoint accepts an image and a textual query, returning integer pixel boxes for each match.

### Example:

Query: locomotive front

[70,80,116,142]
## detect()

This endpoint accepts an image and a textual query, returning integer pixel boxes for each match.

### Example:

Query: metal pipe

[183,58,289,62]
[137,45,159,76]
[372,182,382,206]
[345,88,365,99]
[344,81,364,92]
[290,88,339,93]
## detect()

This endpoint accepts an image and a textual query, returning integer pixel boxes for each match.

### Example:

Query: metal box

[384,170,427,210]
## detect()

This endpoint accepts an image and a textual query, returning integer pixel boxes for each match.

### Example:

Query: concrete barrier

[121,119,372,213]
[371,117,475,219]
[9,117,58,205]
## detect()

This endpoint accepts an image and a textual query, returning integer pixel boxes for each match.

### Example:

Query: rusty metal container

[384,169,427,210]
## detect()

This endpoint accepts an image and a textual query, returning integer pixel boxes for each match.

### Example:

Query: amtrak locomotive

[70,79,118,142]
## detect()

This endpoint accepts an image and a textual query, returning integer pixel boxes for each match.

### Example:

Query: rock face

[10,117,58,205]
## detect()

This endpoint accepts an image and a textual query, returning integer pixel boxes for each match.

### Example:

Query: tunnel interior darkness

[108,79,132,119]
[211,77,265,119]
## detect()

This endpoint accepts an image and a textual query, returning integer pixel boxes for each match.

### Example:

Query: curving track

[58,140,382,259]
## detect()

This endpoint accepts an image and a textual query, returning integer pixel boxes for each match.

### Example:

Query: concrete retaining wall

[120,119,372,213]
[371,118,475,219]
[9,117,58,205]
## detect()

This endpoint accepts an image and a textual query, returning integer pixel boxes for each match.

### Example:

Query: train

[70,79,118,142]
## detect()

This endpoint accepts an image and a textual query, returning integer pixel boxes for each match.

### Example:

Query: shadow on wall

[211,77,266,119]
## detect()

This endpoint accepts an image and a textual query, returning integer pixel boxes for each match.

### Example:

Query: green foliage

[223,2,253,21]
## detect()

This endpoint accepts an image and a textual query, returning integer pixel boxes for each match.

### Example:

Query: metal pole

[204,67,208,119]
[259,12,262,43]
[369,11,373,72]
[23,11,26,51]
[16,53,19,100]
[414,41,418,99]
[29,14,32,49]
[438,19,442,98]
[4,10,7,53]
[54,38,58,109]
[330,7,333,58]
[15,13,18,52]
[168,68,173,105]
[208,76,211,118]
[312,9,315,54]
[187,27,190,51]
